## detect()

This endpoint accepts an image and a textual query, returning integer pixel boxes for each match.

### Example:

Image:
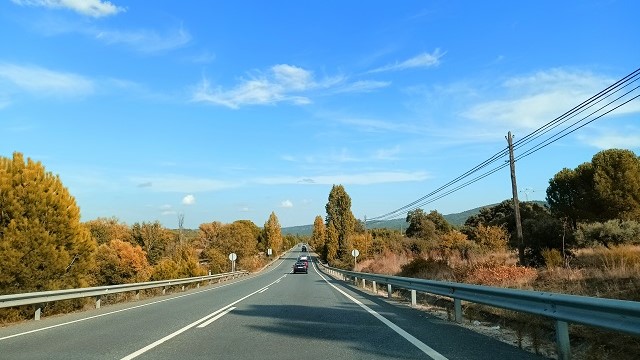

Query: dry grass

[358,249,410,275]
[357,245,640,359]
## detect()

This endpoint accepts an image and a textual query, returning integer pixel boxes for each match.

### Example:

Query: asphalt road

[0,246,548,359]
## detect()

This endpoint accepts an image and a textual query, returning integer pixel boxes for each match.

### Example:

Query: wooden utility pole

[506,131,525,264]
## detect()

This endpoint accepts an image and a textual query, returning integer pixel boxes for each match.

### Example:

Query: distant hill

[281,200,547,236]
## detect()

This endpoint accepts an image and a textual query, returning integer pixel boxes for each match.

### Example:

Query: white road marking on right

[313,263,449,360]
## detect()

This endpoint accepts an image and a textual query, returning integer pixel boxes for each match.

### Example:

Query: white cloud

[374,146,401,160]
[257,171,430,186]
[462,69,617,131]
[182,194,195,205]
[580,128,640,149]
[339,117,424,134]
[94,26,191,53]
[370,49,444,73]
[0,63,93,96]
[280,200,293,208]
[192,64,349,108]
[12,0,125,18]
[334,80,391,94]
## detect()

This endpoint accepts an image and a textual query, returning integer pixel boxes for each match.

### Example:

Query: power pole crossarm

[507,131,525,265]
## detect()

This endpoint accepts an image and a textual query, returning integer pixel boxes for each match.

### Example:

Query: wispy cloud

[374,145,401,160]
[185,50,216,64]
[580,127,640,149]
[0,63,94,96]
[338,117,424,134]
[280,200,293,208]
[192,64,342,108]
[131,175,238,192]
[462,69,615,131]
[334,80,391,94]
[12,0,125,18]
[256,171,430,186]
[369,49,444,73]
[94,26,191,53]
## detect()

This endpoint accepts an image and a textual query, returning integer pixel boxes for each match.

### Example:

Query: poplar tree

[263,212,283,254]
[0,152,96,294]
[310,215,325,251]
[325,185,356,261]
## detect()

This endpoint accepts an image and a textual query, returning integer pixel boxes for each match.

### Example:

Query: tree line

[3,147,639,297]
[311,149,640,268]
[0,152,301,297]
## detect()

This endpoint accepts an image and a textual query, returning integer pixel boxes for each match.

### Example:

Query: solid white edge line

[197,307,236,328]
[313,263,449,360]
[0,278,248,342]
[120,274,287,359]
[1,259,290,342]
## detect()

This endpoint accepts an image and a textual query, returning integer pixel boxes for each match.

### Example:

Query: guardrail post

[372,281,377,294]
[454,298,462,323]
[197,283,200,288]
[135,290,140,300]
[163,286,167,295]
[387,284,392,299]
[555,320,571,360]
[411,290,417,307]
[34,305,41,321]
[362,278,366,288]
[181,285,185,292]
[95,295,101,309]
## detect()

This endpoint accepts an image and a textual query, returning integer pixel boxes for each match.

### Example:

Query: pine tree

[0,152,96,293]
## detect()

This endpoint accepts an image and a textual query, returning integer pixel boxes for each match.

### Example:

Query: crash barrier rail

[0,271,249,321]
[318,262,640,360]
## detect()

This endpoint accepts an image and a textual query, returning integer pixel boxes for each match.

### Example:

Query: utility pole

[507,131,525,264]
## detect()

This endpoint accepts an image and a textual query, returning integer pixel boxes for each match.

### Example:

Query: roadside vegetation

[0,152,302,323]
[2,148,640,358]
[308,149,640,359]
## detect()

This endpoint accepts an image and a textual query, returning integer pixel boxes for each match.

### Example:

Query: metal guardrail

[0,271,249,320]
[318,262,640,360]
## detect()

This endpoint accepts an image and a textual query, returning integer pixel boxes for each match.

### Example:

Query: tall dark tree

[547,149,640,224]
[426,210,454,234]
[405,209,436,240]
[325,185,356,261]
[592,149,640,221]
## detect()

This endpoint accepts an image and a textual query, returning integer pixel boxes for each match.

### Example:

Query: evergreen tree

[405,209,436,240]
[0,152,96,293]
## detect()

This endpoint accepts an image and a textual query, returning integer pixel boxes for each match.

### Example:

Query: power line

[369,67,640,222]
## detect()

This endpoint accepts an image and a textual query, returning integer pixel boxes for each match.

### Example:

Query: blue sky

[1,0,639,229]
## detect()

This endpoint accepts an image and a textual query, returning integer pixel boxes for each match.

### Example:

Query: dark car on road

[301,245,307,252]
[292,261,307,274]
